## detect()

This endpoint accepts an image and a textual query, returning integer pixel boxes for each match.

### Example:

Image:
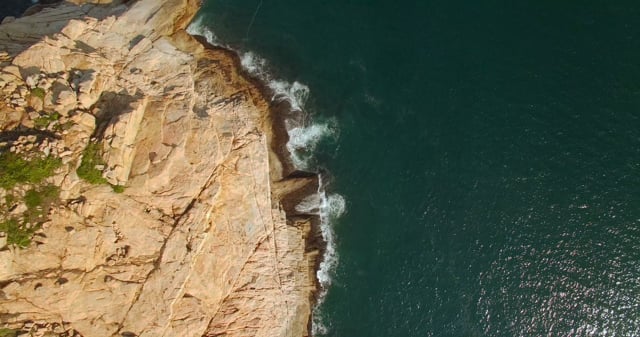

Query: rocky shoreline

[0,1,323,336]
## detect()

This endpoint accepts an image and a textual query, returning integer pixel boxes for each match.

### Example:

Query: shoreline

[176,35,329,337]
[191,33,328,309]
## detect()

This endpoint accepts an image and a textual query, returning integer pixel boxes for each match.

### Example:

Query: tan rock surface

[0,1,320,337]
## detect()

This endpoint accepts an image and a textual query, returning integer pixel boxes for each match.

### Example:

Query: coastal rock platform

[0,1,320,336]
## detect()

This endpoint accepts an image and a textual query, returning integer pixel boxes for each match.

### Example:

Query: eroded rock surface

[0,1,319,336]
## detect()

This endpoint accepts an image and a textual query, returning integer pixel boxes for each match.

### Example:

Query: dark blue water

[0,0,35,20]
[195,1,640,336]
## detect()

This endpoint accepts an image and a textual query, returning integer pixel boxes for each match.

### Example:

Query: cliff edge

[0,1,320,336]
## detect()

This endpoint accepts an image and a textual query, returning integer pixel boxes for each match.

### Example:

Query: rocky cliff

[0,1,320,336]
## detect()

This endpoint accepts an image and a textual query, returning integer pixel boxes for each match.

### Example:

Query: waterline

[188,16,346,336]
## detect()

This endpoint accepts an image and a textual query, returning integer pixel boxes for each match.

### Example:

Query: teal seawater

[196,1,640,336]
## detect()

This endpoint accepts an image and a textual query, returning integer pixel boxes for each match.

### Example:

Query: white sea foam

[295,193,322,214]
[268,80,310,112]
[239,51,267,76]
[286,123,333,169]
[312,183,346,336]
[188,17,345,336]
[239,50,329,170]
[186,17,220,46]
[240,52,311,111]
[316,192,345,287]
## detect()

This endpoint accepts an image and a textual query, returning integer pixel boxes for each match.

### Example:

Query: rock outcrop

[0,1,320,336]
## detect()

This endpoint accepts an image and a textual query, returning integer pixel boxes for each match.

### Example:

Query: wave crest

[312,186,346,336]
[186,17,220,45]
[286,123,335,169]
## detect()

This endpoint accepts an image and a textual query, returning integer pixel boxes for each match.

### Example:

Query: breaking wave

[240,51,310,112]
[186,16,220,45]
[312,189,345,335]
[188,17,345,336]
[286,122,336,169]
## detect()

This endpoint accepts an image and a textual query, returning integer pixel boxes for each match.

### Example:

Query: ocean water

[192,1,640,336]
[0,0,36,20]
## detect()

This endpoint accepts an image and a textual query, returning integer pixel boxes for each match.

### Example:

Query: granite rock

[0,1,319,336]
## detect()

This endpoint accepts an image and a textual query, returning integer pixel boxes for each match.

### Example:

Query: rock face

[0,1,320,337]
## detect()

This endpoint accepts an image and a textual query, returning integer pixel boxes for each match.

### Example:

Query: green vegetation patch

[0,328,18,337]
[23,184,60,226]
[1,185,59,248]
[58,120,75,131]
[77,142,126,193]
[4,194,15,208]
[0,152,62,189]
[111,184,125,193]
[30,87,45,101]
[0,218,35,248]
[77,142,108,184]
[33,111,60,129]
[24,184,59,210]
[24,188,42,209]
